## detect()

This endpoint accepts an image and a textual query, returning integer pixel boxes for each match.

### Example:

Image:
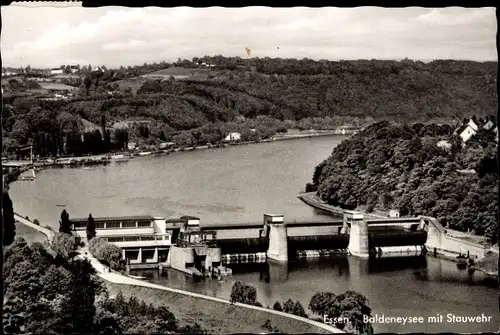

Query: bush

[50,232,81,259]
[33,219,40,226]
[89,237,125,271]
[272,301,283,311]
[261,319,280,333]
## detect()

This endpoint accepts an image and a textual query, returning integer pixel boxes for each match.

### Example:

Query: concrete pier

[346,212,369,258]
[264,214,288,262]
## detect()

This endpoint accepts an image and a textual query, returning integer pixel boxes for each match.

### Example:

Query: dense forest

[307,122,498,243]
[2,57,497,157]
[3,236,205,334]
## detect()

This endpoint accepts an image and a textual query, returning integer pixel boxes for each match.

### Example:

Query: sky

[1,4,497,68]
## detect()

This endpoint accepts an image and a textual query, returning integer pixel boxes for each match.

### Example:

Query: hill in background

[2,57,497,156]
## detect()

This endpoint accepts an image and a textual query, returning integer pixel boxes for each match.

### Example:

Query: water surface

[10,135,498,333]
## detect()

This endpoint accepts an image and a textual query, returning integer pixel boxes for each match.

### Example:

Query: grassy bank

[105,282,332,334]
[14,221,48,244]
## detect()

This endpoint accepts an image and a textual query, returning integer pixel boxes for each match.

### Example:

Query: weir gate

[194,212,429,263]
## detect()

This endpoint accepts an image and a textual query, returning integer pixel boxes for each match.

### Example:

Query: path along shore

[13,213,342,334]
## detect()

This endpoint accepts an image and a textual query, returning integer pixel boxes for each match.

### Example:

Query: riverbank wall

[14,214,342,334]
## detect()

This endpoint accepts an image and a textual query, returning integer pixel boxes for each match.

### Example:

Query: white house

[467,119,479,131]
[483,120,495,131]
[389,209,400,218]
[457,125,476,142]
[224,132,241,141]
[127,142,137,151]
[454,118,480,143]
[50,68,63,75]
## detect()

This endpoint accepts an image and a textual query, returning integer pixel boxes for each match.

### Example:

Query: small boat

[58,158,75,165]
[138,151,152,156]
[128,274,146,280]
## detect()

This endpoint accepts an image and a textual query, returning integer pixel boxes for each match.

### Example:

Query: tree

[88,238,124,271]
[229,281,258,305]
[309,291,373,335]
[282,299,295,314]
[59,209,72,234]
[3,236,201,334]
[64,258,102,333]
[272,301,283,311]
[86,214,96,241]
[309,292,337,316]
[51,232,80,260]
[2,191,16,246]
[64,65,72,74]
[282,299,308,317]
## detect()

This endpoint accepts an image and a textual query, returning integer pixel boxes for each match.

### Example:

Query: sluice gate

[215,238,269,255]
[368,229,428,247]
[296,249,349,259]
[371,245,426,258]
[287,235,349,256]
[221,252,267,265]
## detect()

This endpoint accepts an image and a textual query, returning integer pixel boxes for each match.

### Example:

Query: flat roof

[201,223,263,230]
[165,218,187,223]
[71,215,153,223]
[99,233,171,238]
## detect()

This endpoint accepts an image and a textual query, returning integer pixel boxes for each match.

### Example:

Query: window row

[105,235,170,243]
[74,221,153,229]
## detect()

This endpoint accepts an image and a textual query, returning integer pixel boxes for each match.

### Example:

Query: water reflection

[135,255,497,289]
[129,255,497,332]
[368,255,427,273]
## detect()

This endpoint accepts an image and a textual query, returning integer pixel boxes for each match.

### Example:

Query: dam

[70,209,486,273]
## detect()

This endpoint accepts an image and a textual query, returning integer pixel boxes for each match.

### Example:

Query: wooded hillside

[2,57,497,157]
[307,122,498,242]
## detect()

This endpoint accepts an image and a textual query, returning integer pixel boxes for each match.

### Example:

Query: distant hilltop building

[50,68,64,75]
[454,116,497,143]
[196,61,216,68]
[1,71,20,77]
[69,65,80,73]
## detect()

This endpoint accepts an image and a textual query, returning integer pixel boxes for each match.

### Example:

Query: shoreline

[4,130,352,173]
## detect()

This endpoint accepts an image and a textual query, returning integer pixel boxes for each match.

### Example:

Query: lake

[10,135,498,333]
